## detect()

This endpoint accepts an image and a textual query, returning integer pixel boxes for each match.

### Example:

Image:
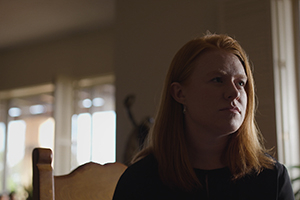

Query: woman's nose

[224,83,240,100]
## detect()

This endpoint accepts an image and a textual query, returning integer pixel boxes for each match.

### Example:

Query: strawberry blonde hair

[133,33,274,191]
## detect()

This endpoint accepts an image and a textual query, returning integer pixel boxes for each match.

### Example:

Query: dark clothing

[113,154,294,200]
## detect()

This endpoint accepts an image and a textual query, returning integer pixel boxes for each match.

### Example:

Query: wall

[115,0,279,162]
[0,27,114,91]
[115,0,220,162]
[0,0,281,164]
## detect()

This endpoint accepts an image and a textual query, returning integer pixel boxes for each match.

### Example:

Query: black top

[113,154,294,200]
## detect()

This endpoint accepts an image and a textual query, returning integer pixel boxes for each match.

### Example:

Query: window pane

[7,121,26,167]
[0,122,5,192]
[76,113,92,165]
[38,118,54,149]
[7,120,26,190]
[71,83,116,169]
[92,111,116,164]
[3,92,54,195]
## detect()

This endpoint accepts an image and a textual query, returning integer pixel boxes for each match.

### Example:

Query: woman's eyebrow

[235,73,248,80]
[207,70,227,76]
[207,70,248,79]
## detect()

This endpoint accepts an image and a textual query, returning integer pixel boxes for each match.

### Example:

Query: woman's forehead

[191,49,246,77]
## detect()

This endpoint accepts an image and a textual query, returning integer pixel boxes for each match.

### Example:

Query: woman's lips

[220,106,241,114]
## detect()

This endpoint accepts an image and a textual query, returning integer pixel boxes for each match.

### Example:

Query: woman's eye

[238,80,246,87]
[212,77,222,83]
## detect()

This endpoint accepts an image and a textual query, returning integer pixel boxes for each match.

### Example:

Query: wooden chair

[32,147,127,200]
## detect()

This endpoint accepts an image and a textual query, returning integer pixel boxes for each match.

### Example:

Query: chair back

[32,147,127,200]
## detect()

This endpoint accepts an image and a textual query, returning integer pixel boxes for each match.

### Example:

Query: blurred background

[0,0,299,199]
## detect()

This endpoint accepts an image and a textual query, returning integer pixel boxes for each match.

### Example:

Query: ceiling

[0,0,115,50]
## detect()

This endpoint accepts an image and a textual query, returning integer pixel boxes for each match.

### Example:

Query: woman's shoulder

[237,157,294,199]
[263,156,289,177]
[249,155,290,183]
[266,158,293,189]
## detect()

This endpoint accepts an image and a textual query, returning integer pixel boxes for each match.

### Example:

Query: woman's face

[180,49,248,137]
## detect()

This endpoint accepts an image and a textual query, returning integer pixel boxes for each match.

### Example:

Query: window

[0,74,116,197]
[0,88,54,197]
[71,83,116,169]
[271,0,300,166]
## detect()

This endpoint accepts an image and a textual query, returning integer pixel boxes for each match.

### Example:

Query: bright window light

[8,107,21,117]
[7,120,26,167]
[92,110,116,164]
[93,97,105,107]
[71,82,116,169]
[30,104,45,115]
[38,118,54,149]
[82,99,92,108]
[76,113,92,165]
[0,122,5,152]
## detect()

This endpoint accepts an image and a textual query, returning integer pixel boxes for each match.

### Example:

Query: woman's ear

[170,82,185,104]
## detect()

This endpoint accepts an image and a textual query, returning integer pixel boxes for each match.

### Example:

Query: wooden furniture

[32,147,127,200]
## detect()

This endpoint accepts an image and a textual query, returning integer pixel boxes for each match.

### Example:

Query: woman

[113,33,294,199]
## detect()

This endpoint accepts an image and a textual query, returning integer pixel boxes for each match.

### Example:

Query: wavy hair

[133,33,274,191]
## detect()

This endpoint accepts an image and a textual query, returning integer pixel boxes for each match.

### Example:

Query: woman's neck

[186,130,230,170]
